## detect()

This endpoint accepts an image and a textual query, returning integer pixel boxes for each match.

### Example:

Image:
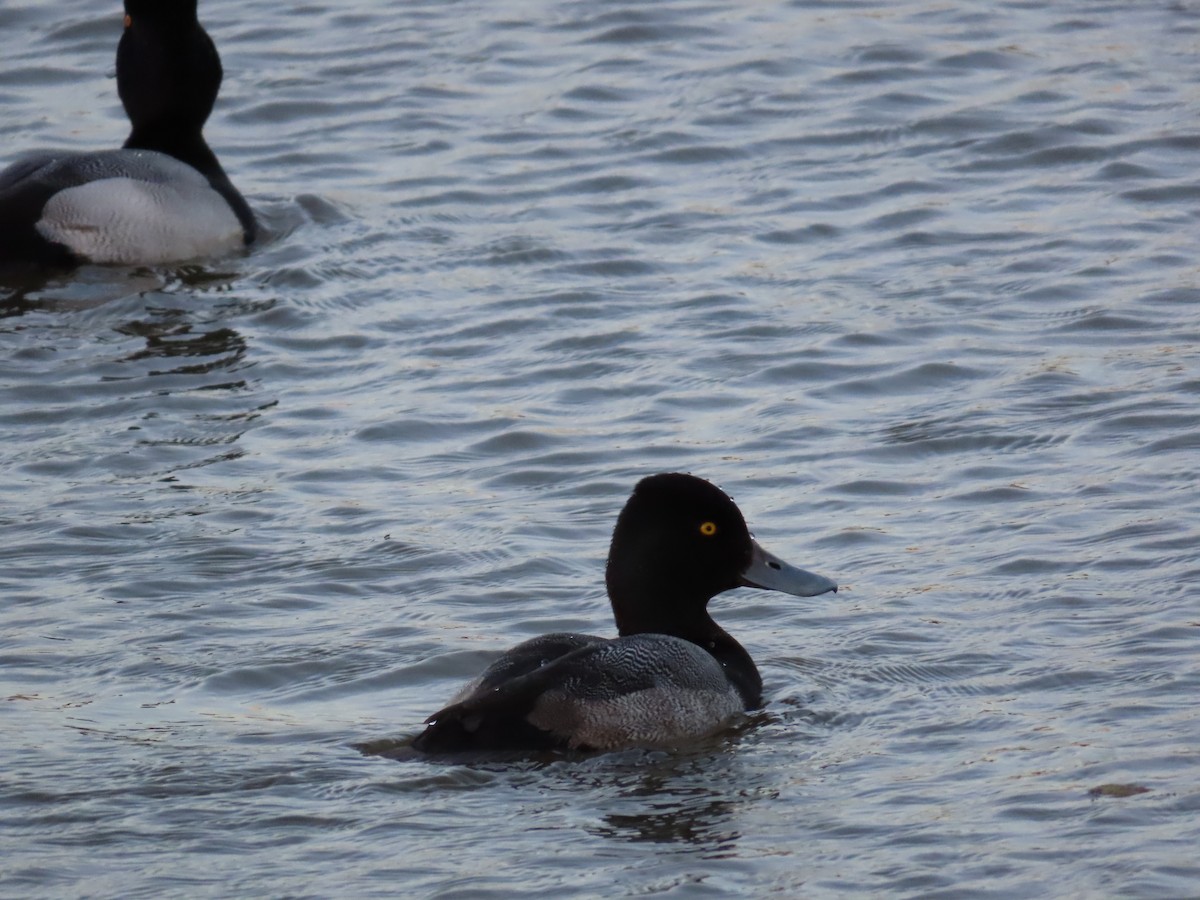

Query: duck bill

[740,539,837,597]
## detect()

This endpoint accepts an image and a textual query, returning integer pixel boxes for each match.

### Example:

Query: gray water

[2,0,1199,896]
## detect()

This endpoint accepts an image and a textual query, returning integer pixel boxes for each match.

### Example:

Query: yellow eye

[699,521,717,537]
[124,14,132,28]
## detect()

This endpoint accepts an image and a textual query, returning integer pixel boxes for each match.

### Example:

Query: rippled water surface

[3,0,1199,896]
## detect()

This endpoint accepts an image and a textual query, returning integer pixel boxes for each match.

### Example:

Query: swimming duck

[0,0,255,267]
[413,473,838,754]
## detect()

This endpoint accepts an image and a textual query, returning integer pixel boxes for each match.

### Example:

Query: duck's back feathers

[413,633,743,754]
[448,632,607,704]
[0,154,77,265]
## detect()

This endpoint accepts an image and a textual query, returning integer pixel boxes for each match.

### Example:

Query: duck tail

[411,701,561,754]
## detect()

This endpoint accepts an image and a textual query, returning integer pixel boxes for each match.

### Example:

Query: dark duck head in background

[0,0,255,268]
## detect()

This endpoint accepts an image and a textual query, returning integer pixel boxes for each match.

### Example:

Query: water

[2,0,1199,896]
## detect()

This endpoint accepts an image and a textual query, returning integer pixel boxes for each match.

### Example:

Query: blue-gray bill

[739,540,838,597]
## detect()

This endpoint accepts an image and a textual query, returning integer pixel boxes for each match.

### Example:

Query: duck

[412,473,838,755]
[0,0,255,268]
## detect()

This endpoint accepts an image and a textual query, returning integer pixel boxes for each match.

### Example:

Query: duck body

[413,632,744,753]
[413,473,838,755]
[1,149,247,266]
[0,0,254,267]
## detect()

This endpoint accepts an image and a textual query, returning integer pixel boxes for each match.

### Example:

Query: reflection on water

[590,766,743,851]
